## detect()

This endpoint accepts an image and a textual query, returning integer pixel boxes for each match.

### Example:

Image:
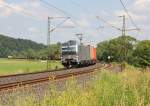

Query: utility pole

[47,17,51,70]
[97,15,140,71]
[76,33,83,44]
[119,15,140,62]
[119,15,127,62]
[46,16,72,70]
[119,15,127,71]
[119,15,140,70]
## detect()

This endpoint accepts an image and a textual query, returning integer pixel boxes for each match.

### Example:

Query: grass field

[1,66,150,106]
[0,58,63,75]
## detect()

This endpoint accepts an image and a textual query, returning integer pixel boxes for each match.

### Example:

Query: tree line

[0,34,149,67]
[0,34,61,60]
[97,36,150,68]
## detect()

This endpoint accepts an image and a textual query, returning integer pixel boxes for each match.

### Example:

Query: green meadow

[0,58,63,75]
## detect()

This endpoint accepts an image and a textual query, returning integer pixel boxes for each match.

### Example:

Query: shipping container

[89,46,96,60]
[90,46,93,60]
[93,48,97,60]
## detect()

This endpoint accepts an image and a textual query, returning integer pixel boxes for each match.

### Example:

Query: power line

[69,1,122,43]
[41,0,124,44]
[40,0,70,16]
[39,0,96,38]
[40,0,77,25]
[124,0,129,6]
[68,0,141,42]
[119,15,127,62]
[119,0,140,31]
[50,17,71,32]
[68,0,106,31]
[69,0,91,14]
[96,16,121,31]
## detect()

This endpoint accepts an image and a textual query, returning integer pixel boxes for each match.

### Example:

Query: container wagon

[61,40,96,68]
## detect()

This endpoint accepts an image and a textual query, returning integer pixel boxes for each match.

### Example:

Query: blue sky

[0,0,149,46]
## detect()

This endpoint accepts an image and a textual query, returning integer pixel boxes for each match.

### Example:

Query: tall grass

[0,67,150,106]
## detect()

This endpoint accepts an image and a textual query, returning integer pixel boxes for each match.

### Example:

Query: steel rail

[0,64,112,91]
[0,68,66,78]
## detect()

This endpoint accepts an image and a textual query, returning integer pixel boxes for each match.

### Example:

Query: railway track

[0,63,112,91]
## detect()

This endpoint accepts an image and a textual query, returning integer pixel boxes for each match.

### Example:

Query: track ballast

[0,63,112,91]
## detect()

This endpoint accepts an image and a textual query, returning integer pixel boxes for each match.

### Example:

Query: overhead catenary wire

[68,0,125,34]
[41,0,122,33]
[39,0,99,39]
[68,0,127,47]
[68,0,122,46]
[40,0,81,28]
[69,0,91,14]
[124,0,129,6]
[41,0,124,45]
[68,0,121,29]
[68,0,129,50]
[119,0,140,31]
[39,0,69,17]
[119,0,142,45]
[96,16,122,31]
[69,0,139,34]
[50,17,71,32]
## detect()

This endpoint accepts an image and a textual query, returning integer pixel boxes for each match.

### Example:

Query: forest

[0,34,61,60]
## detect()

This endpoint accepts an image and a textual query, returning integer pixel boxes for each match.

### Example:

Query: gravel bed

[0,70,99,106]
[0,63,103,86]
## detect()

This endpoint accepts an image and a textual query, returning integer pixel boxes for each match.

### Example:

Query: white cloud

[134,0,150,8]
[0,1,62,20]
[0,1,28,17]
[0,0,11,16]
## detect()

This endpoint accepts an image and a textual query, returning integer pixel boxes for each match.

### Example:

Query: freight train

[61,40,96,68]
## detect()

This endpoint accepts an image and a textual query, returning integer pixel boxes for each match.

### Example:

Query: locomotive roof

[62,40,77,46]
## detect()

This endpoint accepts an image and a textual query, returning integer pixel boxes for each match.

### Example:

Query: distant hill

[0,34,46,58]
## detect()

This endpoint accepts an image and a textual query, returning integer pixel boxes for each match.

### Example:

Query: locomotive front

[61,40,78,68]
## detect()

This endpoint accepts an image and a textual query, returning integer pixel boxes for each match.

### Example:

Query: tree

[133,40,150,67]
[97,36,137,63]
[0,34,46,58]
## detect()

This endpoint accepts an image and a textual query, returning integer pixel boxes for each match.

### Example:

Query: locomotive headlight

[60,57,63,60]
[75,56,79,62]
[76,56,79,58]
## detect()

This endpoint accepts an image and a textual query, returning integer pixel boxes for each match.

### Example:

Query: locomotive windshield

[61,40,77,55]
[61,46,77,55]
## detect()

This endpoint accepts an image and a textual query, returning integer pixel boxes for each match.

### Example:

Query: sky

[0,0,149,46]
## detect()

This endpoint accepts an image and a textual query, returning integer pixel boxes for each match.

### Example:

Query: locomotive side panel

[78,45,91,62]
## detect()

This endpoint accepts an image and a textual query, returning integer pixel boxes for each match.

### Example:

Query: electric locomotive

[61,40,96,68]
